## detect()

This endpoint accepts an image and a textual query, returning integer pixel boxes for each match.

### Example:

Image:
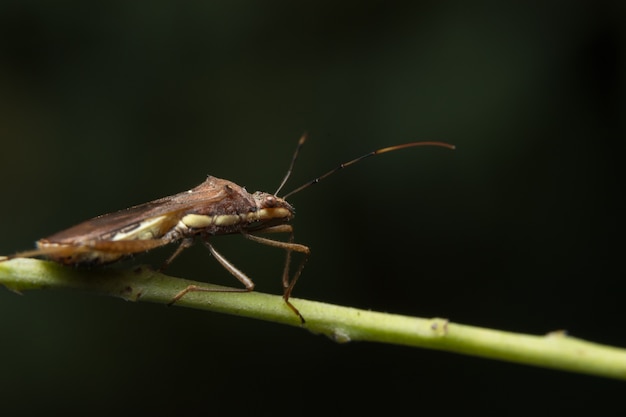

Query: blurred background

[0,1,624,415]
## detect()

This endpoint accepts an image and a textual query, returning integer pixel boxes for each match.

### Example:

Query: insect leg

[160,237,194,271]
[244,228,310,323]
[169,240,254,305]
[203,240,255,290]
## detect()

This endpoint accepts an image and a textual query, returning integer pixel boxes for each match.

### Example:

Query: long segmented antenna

[274,133,308,196]
[281,141,455,199]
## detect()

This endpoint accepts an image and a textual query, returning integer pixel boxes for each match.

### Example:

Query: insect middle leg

[169,226,310,323]
[168,239,255,302]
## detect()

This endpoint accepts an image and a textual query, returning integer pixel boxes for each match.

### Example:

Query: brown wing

[43,176,233,243]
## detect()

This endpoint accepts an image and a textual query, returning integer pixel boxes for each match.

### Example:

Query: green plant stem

[1,258,625,381]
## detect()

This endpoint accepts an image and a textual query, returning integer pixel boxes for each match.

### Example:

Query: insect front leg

[244,226,310,323]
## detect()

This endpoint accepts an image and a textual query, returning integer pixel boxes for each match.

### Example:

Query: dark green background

[1,2,624,415]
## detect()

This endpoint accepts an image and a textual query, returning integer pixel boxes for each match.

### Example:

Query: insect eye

[265,196,276,207]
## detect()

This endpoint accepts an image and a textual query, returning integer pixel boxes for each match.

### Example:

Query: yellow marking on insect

[111,215,168,241]
[181,213,213,228]
[213,214,240,226]
[257,208,291,220]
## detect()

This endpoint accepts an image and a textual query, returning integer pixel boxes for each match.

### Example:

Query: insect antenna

[274,133,308,196]
[281,141,455,199]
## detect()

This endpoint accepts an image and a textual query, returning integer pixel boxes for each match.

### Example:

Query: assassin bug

[2,134,454,322]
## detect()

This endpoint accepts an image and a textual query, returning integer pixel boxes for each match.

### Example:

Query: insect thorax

[172,190,295,238]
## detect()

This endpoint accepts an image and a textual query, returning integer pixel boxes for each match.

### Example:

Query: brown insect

[2,134,454,322]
